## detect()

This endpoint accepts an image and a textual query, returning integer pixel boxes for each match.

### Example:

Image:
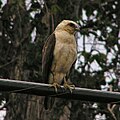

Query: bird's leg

[50,82,60,92]
[63,78,75,93]
[50,70,60,93]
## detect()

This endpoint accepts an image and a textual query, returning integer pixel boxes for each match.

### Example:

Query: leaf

[51,5,62,14]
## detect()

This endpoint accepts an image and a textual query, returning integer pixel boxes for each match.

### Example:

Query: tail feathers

[44,96,55,110]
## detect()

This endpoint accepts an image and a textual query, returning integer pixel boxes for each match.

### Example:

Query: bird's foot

[49,83,61,92]
[63,83,75,93]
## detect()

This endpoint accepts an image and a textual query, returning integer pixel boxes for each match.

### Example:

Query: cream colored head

[55,20,80,34]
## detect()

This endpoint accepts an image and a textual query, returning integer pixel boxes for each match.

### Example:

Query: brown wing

[42,33,56,83]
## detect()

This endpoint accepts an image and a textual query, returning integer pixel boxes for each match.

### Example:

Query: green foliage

[0,0,120,119]
[50,4,62,14]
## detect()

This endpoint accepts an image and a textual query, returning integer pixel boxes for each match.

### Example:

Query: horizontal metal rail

[0,79,120,103]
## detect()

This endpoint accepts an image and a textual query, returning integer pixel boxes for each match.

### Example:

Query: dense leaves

[0,0,120,120]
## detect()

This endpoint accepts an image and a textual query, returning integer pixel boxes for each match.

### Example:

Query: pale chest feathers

[55,30,76,45]
[52,31,77,73]
[54,31,77,56]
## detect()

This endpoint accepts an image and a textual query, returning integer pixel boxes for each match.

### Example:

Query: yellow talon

[63,83,75,93]
[49,83,61,92]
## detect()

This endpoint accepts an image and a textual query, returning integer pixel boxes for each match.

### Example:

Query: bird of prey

[42,20,80,109]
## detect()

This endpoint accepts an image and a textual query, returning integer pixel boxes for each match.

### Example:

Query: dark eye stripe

[69,23,75,27]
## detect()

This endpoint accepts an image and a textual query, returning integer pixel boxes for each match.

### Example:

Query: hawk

[42,20,80,109]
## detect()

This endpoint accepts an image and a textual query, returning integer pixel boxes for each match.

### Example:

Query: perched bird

[42,20,80,109]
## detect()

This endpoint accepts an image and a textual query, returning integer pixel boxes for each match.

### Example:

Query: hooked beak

[75,24,80,31]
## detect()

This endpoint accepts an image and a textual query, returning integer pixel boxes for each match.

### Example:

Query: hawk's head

[55,20,80,34]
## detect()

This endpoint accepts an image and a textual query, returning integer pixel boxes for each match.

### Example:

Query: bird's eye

[69,23,75,27]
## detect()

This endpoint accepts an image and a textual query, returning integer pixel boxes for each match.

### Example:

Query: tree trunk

[3,0,45,119]
[3,0,82,119]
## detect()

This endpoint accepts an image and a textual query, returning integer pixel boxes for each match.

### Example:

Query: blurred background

[0,0,120,120]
